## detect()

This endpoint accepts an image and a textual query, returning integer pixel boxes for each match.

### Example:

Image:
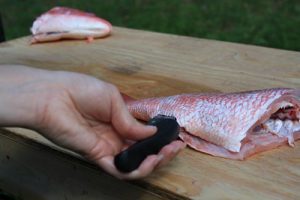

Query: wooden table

[0,27,299,200]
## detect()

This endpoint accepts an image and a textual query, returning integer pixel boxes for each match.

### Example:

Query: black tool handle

[114,115,180,173]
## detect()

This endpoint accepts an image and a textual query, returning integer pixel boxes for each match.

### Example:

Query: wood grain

[0,27,300,200]
[0,129,165,200]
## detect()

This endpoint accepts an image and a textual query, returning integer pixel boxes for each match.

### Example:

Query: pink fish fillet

[126,88,300,160]
[30,7,112,43]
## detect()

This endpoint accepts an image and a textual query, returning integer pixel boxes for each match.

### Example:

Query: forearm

[0,65,47,127]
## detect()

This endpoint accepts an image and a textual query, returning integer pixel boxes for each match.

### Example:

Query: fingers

[156,140,186,168]
[109,86,156,140]
[96,140,186,180]
[97,154,163,180]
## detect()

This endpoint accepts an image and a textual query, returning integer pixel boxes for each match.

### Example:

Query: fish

[126,88,300,160]
[30,7,112,43]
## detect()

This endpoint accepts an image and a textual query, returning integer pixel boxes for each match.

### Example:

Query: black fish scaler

[114,115,180,173]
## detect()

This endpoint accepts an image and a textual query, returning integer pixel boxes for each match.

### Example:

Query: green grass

[0,0,299,51]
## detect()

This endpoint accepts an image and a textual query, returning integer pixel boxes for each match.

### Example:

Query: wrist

[0,89,35,127]
[0,65,49,128]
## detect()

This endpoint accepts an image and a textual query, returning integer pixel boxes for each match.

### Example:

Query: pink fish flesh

[30,7,112,43]
[126,88,300,160]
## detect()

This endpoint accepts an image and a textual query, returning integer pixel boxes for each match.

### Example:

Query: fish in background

[30,7,112,43]
[126,88,300,160]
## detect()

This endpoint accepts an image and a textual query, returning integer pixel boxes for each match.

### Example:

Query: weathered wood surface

[0,129,165,200]
[0,27,300,200]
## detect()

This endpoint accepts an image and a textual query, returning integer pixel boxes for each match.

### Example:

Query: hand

[0,65,185,179]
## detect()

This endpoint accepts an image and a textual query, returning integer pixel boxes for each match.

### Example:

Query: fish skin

[30,7,112,43]
[126,88,300,158]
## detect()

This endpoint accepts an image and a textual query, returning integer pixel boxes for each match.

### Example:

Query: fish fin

[121,93,136,103]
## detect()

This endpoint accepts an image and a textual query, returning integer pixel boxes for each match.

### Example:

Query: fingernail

[172,144,181,154]
[147,125,157,131]
[181,142,187,150]
[157,154,164,162]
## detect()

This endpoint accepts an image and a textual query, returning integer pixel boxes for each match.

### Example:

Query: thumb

[110,90,156,140]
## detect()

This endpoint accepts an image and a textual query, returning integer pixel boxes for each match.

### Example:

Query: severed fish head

[30,7,112,43]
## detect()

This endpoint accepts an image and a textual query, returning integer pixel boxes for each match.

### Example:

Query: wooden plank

[0,128,168,200]
[3,127,189,200]
[0,27,299,199]
[0,27,299,95]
